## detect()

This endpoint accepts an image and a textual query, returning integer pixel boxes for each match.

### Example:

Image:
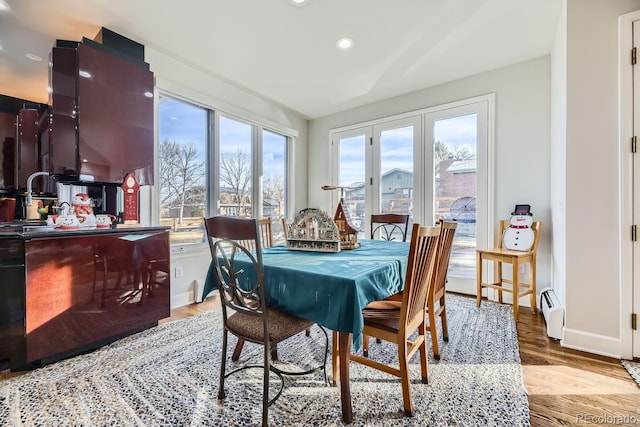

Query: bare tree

[159,140,205,224]
[263,175,284,202]
[434,140,474,175]
[219,149,251,216]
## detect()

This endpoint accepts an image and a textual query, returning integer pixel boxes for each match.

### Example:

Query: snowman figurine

[503,204,534,251]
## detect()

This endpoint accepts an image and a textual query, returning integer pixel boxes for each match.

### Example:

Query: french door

[331,95,493,296]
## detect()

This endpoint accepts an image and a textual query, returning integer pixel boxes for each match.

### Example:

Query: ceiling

[0,0,563,119]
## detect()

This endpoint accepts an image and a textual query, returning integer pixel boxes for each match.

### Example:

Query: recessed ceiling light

[336,37,354,51]
[0,0,11,12]
[25,53,42,61]
[288,0,309,6]
[79,70,92,78]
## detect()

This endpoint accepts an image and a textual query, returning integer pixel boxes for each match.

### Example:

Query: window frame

[155,90,295,248]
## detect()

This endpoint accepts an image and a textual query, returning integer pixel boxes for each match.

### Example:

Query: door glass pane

[434,113,477,279]
[158,95,207,245]
[219,116,252,217]
[339,135,366,237]
[380,126,414,239]
[263,130,287,244]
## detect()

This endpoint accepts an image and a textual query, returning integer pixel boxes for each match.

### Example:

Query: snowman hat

[512,204,532,216]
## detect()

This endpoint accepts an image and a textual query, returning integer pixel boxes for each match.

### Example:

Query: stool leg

[512,260,519,321]
[476,251,483,307]
[530,258,537,314]
[497,260,504,304]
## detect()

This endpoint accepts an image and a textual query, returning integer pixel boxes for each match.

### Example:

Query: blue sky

[159,96,286,184]
[339,114,477,185]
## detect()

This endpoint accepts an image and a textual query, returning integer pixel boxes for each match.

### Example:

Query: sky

[159,96,286,187]
[159,94,475,191]
[339,113,477,185]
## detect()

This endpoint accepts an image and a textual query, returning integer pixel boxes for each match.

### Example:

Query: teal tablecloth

[203,239,409,349]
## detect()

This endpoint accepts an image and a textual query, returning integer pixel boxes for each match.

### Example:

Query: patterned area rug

[0,295,529,426]
[622,360,640,388]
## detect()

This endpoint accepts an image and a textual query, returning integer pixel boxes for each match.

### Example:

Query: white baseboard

[561,327,621,359]
[170,290,194,309]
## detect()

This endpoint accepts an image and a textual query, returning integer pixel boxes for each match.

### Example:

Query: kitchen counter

[0,222,169,239]
[0,225,170,371]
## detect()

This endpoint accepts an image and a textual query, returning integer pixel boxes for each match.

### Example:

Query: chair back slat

[432,219,458,297]
[258,217,273,248]
[401,224,440,332]
[371,213,410,242]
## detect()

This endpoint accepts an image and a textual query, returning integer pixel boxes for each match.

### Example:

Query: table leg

[332,331,339,385]
[338,331,353,424]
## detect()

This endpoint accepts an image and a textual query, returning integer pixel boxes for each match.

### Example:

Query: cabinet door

[49,46,80,177]
[17,109,39,188]
[0,111,17,189]
[0,239,26,367]
[77,44,154,184]
[25,230,169,363]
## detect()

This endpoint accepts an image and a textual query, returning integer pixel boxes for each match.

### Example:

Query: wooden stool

[476,220,542,320]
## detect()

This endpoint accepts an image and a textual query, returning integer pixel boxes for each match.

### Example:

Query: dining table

[202,238,410,423]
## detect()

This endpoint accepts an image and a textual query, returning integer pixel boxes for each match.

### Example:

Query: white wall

[308,56,552,297]
[550,1,567,312]
[560,0,640,357]
[143,47,310,305]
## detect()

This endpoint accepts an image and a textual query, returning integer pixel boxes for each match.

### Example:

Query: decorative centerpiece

[286,208,341,252]
[322,185,360,250]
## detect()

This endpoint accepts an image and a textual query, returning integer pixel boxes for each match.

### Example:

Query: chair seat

[477,247,534,259]
[227,309,315,344]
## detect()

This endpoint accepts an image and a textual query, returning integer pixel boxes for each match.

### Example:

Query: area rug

[622,360,640,388]
[0,295,529,426]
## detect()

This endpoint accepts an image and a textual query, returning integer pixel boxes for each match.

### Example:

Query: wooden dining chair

[426,219,458,360]
[476,220,542,321]
[370,213,410,242]
[205,216,329,427]
[237,217,273,251]
[350,223,441,417]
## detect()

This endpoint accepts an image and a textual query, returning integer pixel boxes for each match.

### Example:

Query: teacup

[96,214,117,228]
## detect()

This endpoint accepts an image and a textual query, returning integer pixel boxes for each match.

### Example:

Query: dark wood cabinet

[49,41,154,185]
[17,108,39,188]
[0,111,17,189]
[0,228,170,370]
[0,239,26,365]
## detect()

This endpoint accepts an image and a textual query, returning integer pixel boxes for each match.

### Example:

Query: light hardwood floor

[3,294,640,426]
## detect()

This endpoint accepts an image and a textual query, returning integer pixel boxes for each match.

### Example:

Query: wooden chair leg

[530,260,538,314]
[363,334,370,357]
[440,296,449,342]
[512,261,519,321]
[418,325,429,384]
[398,340,414,417]
[231,339,245,361]
[428,308,440,360]
[497,261,504,303]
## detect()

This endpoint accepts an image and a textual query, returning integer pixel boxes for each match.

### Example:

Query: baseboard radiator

[539,287,564,340]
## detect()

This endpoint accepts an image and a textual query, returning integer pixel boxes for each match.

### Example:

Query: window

[158,94,291,245]
[158,96,207,244]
